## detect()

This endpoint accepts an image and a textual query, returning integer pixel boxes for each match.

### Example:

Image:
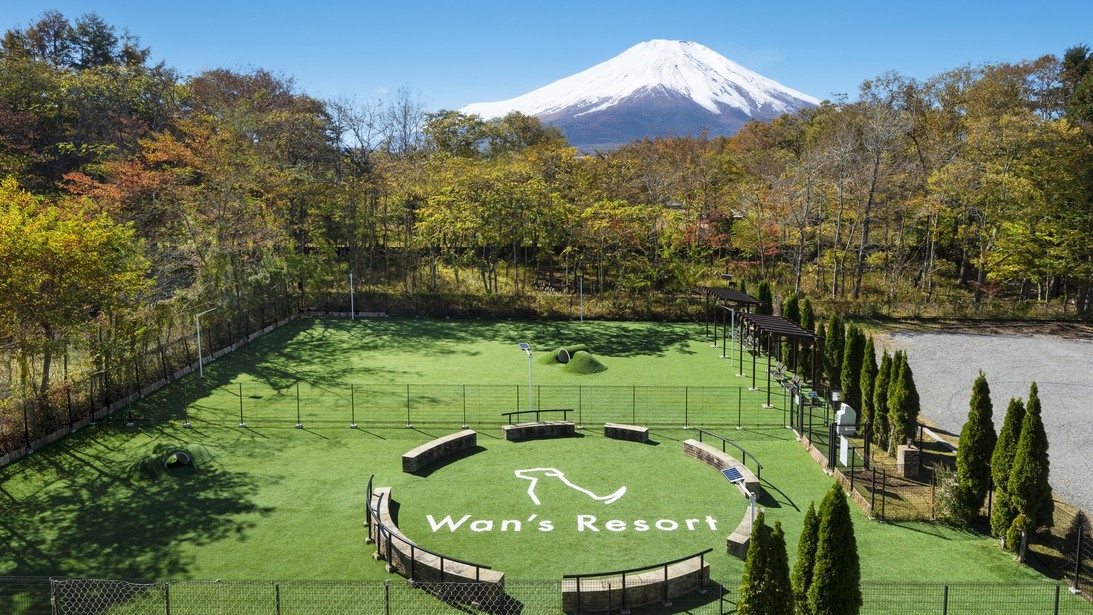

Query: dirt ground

[875,320,1093,515]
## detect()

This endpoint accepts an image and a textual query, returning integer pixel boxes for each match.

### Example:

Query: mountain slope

[462,40,820,150]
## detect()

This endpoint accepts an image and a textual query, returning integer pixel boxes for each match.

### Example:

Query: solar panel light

[518,342,531,352]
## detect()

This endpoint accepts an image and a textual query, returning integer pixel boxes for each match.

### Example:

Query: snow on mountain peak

[462,39,819,120]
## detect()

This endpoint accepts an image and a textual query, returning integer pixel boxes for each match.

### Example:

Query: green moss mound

[554,344,590,364]
[561,350,607,374]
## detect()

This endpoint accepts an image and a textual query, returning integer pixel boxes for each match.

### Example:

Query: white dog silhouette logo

[514,468,626,505]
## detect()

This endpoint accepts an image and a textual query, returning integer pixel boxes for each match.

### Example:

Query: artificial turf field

[0,317,1064,589]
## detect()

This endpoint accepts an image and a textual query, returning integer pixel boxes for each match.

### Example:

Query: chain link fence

[2,577,1090,615]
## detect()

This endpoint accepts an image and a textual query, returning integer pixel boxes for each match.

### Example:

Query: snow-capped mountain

[462,40,820,151]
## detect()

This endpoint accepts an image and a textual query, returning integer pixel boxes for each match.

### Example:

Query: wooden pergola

[701,287,761,354]
[736,312,821,408]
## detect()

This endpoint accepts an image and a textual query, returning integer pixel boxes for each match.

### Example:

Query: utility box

[834,403,857,437]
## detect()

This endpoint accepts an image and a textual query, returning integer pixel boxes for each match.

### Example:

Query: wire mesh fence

[3,577,1090,615]
[183,383,798,430]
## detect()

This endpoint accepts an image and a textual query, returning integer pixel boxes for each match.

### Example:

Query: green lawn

[0,317,1058,590]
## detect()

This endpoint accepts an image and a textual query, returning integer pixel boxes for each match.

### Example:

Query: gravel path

[882,331,1093,514]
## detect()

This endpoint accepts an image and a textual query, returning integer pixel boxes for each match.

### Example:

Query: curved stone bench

[682,439,762,560]
[402,429,477,473]
[604,422,649,442]
[726,510,755,558]
[368,487,506,604]
[502,420,575,441]
[682,439,760,497]
[562,557,710,614]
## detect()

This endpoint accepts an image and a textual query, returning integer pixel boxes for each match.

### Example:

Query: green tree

[991,397,1027,537]
[768,521,795,615]
[839,324,865,411]
[824,313,845,391]
[758,280,774,315]
[1008,382,1054,530]
[781,294,801,367]
[0,178,150,396]
[859,336,878,431]
[807,482,862,615]
[738,510,771,615]
[954,371,998,523]
[872,350,892,449]
[887,351,920,450]
[798,297,816,378]
[792,501,820,615]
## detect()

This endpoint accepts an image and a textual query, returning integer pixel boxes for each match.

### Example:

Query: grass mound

[553,344,590,364]
[124,442,203,482]
[561,350,607,374]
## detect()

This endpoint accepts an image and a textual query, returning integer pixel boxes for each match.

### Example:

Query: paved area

[882,331,1093,514]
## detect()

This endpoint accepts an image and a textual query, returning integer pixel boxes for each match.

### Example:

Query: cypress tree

[768,521,795,615]
[792,502,820,615]
[887,352,920,449]
[738,510,771,615]
[859,336,878,431]
[954,371,998,523]
[824,314,845,391]
[840,324,865,412]
[872,350,892,450]
[990,397,1026,537]
[799,298,816,378]
[1008,382,1054,530]
[782,295,801,367]
[758,280,774,315]
[808,482,862,615]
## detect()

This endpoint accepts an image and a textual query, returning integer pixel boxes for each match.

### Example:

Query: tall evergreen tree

[807,482,862,615]
[738,510,771,615]
[872,350,892,450]
[1008,382,1054,530]
[758,280,774,315]
[991,397,1027,537]
[954,371,998,523]
[781,294,801,367]
[792,501,820,615]
[768,521,795,615]
[859,336,878,431]
[887,352,920,449]
[799,298,817,378]
[840,324,865,411]
[824,313,845,392]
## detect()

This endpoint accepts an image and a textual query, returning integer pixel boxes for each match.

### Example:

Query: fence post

[275,581,281,615]
[406,384,412,429]
[942,584,948,615]
[350,383,357,429]
[295,382,302,428]
[238,383,246,428]
[462,384,468,429]
[684,386,689,428]
[737,388,742,429]
[384,579,390,615]
[849,447,855,492]
[1054,584,1061,615]
[165,581,170,615]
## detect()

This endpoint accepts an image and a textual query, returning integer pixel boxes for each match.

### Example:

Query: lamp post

[196,307,217,378]
[518,342,533,415]
[349,273,355,320]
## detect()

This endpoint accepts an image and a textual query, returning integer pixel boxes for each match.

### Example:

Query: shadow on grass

[412,446,488,478]
[0,429,271,582]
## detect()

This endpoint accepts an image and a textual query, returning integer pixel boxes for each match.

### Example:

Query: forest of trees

[2,11,1093,447]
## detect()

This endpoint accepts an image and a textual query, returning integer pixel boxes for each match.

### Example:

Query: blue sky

[5,1,1093,111]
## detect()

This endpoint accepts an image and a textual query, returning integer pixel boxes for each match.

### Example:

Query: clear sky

[5,1,1093,112]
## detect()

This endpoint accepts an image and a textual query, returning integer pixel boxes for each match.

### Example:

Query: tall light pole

[518,342,533,414]
[349,272,355,320]
[196,307,217,378]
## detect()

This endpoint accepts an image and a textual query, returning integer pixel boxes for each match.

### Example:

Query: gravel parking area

[882,331,1093,514]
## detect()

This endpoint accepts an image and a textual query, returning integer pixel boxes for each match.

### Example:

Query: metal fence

[2,577,1090,615]
[182,382,796,430]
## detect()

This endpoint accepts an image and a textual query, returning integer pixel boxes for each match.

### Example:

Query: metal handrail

[564,549,712,612]
[368,490,494,582]
[689,427,763,481]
